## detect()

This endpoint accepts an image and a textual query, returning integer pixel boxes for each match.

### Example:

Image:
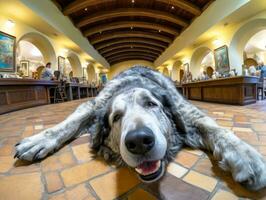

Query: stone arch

[229,18,266,74]
[17,32,56,69]
[66,52,82,77]
[190,46,212,78]
[87,64,97,83]
[172,60,183,81]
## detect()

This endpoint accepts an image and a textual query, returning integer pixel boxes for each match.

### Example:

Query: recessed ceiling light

[171,6,175,9]
[84,8,88,11]
[132,0,135,3]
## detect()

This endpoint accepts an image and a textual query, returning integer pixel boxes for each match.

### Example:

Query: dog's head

[90,87,183,182]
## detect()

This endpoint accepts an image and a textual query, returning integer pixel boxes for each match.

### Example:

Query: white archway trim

[229,18,266,75]
[17,32,56,69]
[67,52,82,77]
[190,46,212,78]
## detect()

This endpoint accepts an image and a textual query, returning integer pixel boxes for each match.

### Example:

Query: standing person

[41,62,54,80]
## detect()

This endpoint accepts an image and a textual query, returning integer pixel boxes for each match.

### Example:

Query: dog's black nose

[125,127,155,155]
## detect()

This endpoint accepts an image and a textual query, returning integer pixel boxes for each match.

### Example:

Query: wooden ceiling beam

[156,0,201,16]
[109,55,155,62]
[77,8,188,28]
[95,38,168,50]
[63,0,201,16]
[90,31,172,45]
[103,48,160,58]
[63,0,113,15]
[110,57,154,65]
[84,21,179,37]
[106,52,157,61]
[99,44,164,54]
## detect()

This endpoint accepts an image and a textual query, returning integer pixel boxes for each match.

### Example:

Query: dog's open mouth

[135,160,165,182]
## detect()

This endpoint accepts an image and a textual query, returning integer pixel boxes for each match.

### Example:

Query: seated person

[260,63,266,78]
[41,62,55,80]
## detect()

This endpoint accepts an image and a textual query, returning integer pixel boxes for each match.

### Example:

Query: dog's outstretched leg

[14,76,141,162]
[14,101,94,161]
[187,113,266,191]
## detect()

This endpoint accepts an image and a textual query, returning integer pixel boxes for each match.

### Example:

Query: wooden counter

[0,78,59,114]
[182,76,259,105]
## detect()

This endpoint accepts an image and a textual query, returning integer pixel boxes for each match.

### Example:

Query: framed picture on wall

[214,45,230,74]
[0,31,16,72]
[58,56,65,73]
[19,60,30,77]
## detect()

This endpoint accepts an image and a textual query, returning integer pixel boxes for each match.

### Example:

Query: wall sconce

[212,39,223,47]
[5,20,15,29]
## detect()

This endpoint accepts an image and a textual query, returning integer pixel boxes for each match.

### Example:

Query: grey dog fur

[15,66,266,191]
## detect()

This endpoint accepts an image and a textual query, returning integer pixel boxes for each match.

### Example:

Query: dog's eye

[146,101,157,107]
[113,114,122,123]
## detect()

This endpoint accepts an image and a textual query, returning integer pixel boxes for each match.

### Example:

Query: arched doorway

[180,69,184,81]
[172,60,182,82]
[190,47,212,78]
[66,53,82,77]
[229,18,266,74]
[17,40,45,77]
[243,29,266,68]
[200,51,215,78]
[163,67,169,76]
[17,32,56,70]
[87,64,97,84]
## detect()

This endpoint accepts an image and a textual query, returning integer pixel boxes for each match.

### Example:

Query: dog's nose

[125,127,155,155]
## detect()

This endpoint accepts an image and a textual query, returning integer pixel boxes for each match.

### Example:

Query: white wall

[108,60,155,79]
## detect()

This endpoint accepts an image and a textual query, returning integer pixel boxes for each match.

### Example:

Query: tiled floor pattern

[0,99,266,200]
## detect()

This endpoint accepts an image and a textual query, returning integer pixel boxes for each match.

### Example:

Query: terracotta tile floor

[1,98,266,200]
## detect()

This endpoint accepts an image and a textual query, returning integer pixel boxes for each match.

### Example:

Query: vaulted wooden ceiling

[53,0,214,65]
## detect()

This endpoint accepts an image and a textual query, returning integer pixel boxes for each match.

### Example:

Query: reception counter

[0,79,59,114]
[182,76,259,105]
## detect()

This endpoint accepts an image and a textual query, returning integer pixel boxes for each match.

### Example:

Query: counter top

[0,78,60,86]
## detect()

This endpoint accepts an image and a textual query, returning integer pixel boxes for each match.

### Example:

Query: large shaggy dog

[15,66,266,190]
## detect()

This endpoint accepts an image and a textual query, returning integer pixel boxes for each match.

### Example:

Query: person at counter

[41,62,55,80]
[257,62,266,77]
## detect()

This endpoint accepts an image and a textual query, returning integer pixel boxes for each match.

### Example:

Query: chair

[257,76,266,100]
[54,71,60,80]
[263,77,266,99]
[54,81,67,103]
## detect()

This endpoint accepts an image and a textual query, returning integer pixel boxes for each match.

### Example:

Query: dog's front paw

[14,130,58,161]
[226,144,266,191]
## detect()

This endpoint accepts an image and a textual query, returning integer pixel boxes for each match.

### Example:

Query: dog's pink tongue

[137,161,158,174]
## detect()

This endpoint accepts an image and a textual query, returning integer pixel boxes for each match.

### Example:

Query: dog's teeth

[135,160,161,176]
[135,167,143,174]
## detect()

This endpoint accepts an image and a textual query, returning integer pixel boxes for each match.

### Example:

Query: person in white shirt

[41,62,54,80]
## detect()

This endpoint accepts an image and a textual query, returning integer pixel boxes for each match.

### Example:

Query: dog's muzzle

[125,127,165,182]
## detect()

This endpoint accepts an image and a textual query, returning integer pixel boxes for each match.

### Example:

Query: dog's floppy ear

[89,107,110,150]
[151,88,186,133]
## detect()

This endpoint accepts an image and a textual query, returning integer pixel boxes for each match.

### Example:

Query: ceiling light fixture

[158,30,161,32]
[132,0,135,3]
[84,8,88,11]
[5,19,15,28]
[171,6,175,9]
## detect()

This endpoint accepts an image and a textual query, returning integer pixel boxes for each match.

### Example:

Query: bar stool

[54,81,67,103]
